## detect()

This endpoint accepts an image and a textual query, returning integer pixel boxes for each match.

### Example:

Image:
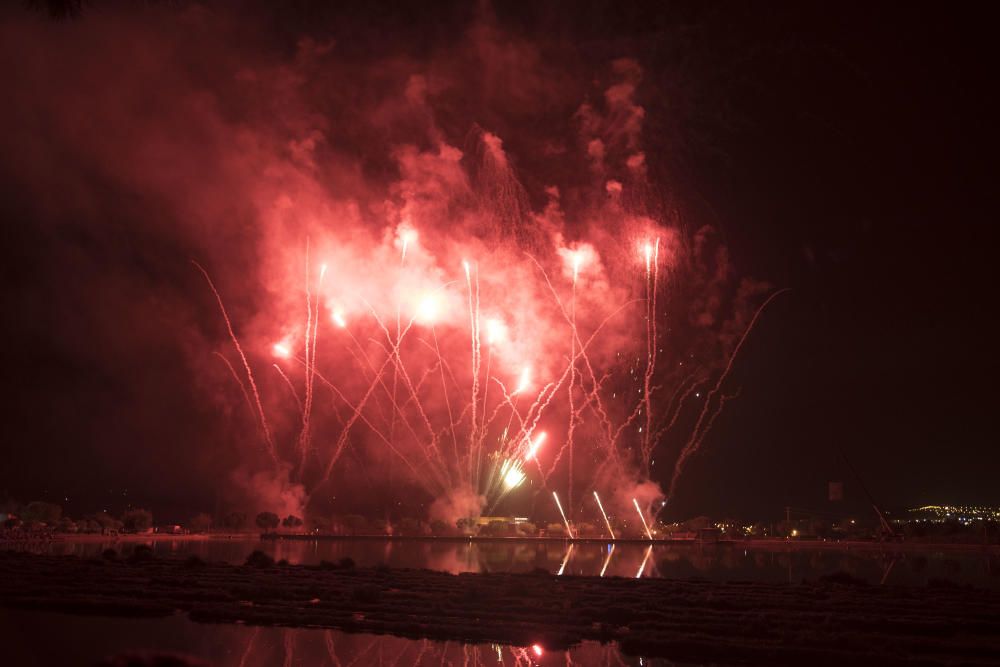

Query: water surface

[1,609,646,666]
[7,536,999,587]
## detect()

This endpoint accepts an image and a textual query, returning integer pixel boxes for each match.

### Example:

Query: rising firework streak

[594,491,616,539]
[553,491,574,539]
[633,497,653,540]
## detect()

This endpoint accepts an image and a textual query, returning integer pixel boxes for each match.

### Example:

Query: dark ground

[2,550,999,665]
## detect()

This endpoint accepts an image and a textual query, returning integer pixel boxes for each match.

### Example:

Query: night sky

[0,1,996,523]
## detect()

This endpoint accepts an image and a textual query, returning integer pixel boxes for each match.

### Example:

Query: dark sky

[0,1,996,522]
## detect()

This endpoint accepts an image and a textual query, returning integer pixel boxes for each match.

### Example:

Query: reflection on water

[6,536,1000,588]
[1,609,647,666]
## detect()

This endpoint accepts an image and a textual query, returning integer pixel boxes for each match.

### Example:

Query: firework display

[192,77,784,531]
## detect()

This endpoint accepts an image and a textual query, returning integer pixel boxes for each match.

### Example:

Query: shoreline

[7,532,995,554]
[260,533,1000,552]
[2,550,999,664]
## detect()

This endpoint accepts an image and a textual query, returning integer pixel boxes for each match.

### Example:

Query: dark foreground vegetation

[2,551,1000,665]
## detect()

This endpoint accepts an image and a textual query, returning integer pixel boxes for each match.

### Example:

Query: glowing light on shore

[531,644,543,657]
[331,310,346,328]
[594,491,616,539]
[633,497,653,540]
[553,491,574,539]
[272,343,291,359]
[524,431,546,461]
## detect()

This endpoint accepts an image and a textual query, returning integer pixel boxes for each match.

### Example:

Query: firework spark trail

[385,333,449,480]
[289,353,353,429]
[386,234,413,497]
[587,410,631,488]
[695,390,741,450]
[357,324,458,491]
[462,260,483,490]
[540,303,640,483]
[633,497,653,539]
[415,336,465,397]
[483,378,520,433]
[341,335,428,462]
[308,263,325,427]
[311,364,439,493]
[599,544,615,577]
[193,261,278,466]
[484,369,553,464]
[538,367,591,482]
[572,280,660,476]
[524,430,546,461]
[363,298,446,466]
[272,363,303,414]
[377,312,450,459]
[300,241,313,472]
[476,341,493,492]
[650,371,702,442]
[568,252,579,513]
[481,371,536,458]
[579,367,615,441]
[315,339,419,487]
[522,251,583,494]
[485,455,531,512]
[520,374,577,481]
[562,301,647,473]
[642,239,660,469]
[593,491,616,539]
[428,325,461,468]
[297,253,327,476]
[413,339,470,449]
[590,241,662,477]
[681,387,741,480]
[473,267,484,488]
[348,333,423,444]
[478,385,532,507]
[667,288,790,499]
[481,420,542,506]
[553,490,574,538]
[525,253,644,474]
[213,351,255,422]
[504,392,550,460]
[520,251,580,479]
[338,333,393,427]
[389,303,400,485]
